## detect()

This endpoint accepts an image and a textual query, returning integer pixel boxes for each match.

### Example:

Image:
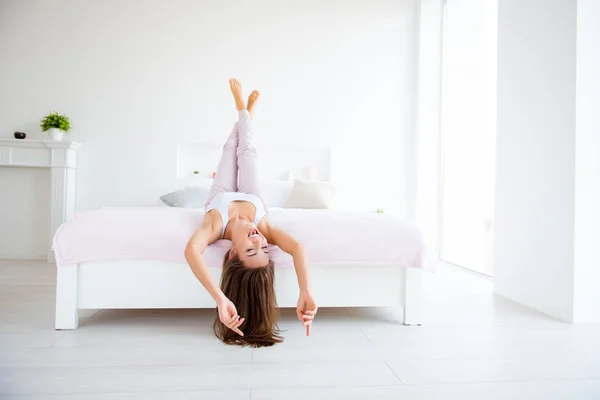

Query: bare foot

[247,90,260,117]
[229,78,246,111]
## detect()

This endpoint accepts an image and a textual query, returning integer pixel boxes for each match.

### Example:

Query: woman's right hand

[217,296,244,336]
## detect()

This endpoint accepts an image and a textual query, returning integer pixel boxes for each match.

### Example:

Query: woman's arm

[185,215,245,336]
[265,222,317,335]
[265,224,310,292]
[184,216,226,303]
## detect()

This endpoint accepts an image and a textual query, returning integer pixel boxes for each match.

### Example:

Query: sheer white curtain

[440,0,497,275]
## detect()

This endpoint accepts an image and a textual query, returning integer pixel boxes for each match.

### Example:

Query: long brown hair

[213,250,283,347]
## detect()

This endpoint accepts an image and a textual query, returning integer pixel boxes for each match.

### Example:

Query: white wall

[0,0,417,257]
[573,0,600,323]
[494,0,577,321]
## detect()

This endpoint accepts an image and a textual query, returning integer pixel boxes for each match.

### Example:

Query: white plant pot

[49,128,64,141]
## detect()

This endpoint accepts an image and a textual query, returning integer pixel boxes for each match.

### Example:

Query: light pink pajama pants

[204,110,267,209]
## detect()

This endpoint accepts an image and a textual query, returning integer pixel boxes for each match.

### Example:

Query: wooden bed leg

[403,268,422,326]
[55,264,79,330]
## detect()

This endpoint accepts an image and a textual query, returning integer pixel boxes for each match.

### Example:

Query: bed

[53,144,427,329]
[53,207,426,329]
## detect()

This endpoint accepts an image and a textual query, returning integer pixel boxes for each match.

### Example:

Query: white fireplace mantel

[0,139,82,262]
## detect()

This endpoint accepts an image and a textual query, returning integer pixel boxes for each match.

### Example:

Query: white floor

[1,261,600,399]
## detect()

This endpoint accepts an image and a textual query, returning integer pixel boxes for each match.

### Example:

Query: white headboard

[177,142,332,182]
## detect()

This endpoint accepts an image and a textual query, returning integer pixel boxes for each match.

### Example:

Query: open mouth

[248,228,260,238]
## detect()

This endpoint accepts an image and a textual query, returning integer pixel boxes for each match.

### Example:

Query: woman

[184,79,318,347]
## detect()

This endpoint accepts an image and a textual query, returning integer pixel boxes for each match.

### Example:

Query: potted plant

[40,112,71,141]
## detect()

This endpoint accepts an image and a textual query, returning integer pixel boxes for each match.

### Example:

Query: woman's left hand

[296,291,318,336]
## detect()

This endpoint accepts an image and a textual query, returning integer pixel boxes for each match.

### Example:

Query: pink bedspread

[52,208,426,270]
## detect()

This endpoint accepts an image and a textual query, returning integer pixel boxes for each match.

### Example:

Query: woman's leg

[236,108,267,206]
[213,78,266,206]
[204,79,252,208]
[204,124,238,208]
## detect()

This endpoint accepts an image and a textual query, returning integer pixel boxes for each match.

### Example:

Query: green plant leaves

[40,111,71,133]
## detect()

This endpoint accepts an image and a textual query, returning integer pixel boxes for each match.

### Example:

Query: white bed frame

[55,261,422,329]
[54,144,423,329]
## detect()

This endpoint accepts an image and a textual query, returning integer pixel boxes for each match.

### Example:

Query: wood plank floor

[1,260,599,399]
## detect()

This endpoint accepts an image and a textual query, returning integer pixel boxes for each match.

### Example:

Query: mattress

[52,208,427,270]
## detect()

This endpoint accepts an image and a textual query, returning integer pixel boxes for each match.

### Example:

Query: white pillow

[160,186,210,208]
[284,180,335,209]
[160,179,294,208]
[261,180,294,207]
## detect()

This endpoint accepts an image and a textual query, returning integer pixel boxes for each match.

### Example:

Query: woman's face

[229,217,270,268]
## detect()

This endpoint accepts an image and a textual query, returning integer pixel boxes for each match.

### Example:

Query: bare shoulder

[261,218,300,253]
[188,211,222,247]
[202,210,219,229]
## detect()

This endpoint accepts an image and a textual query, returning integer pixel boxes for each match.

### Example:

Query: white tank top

[205,192,267,238]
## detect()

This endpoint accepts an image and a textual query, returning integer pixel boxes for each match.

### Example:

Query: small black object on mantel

[14,132,26,139]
